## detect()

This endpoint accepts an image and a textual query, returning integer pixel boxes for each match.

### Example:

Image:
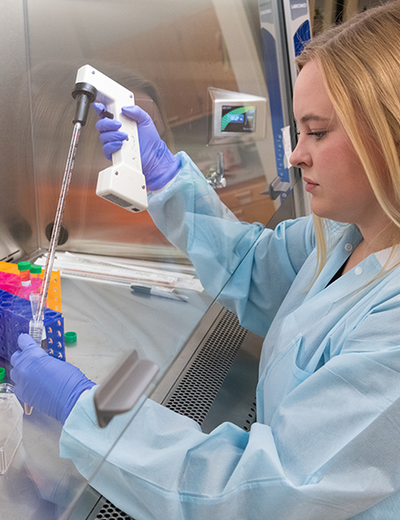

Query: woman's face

[290,60,386,231]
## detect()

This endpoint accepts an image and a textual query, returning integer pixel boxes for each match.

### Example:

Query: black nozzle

[71,82,97,126]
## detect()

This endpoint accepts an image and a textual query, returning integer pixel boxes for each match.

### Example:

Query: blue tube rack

[0,288,65,363]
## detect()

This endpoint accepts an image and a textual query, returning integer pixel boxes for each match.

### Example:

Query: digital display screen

[221,105,256,133]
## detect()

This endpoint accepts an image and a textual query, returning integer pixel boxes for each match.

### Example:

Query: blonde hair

[296,1,400,275]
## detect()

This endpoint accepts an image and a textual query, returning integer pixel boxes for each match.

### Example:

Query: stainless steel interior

[0,0,291,266]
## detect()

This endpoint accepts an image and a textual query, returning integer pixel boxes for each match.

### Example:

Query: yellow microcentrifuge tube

[18,261,31,287]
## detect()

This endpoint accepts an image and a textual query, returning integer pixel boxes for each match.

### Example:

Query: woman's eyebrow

[297,114,332,124]
[294,113,333,124]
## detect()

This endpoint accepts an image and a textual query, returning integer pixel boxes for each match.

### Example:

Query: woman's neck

[343,223,398,275]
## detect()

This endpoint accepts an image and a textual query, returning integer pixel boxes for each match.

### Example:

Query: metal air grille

[164,308,248,425]
[94,498,133,519]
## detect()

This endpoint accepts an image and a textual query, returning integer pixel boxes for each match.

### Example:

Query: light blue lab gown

[60,152,400,519]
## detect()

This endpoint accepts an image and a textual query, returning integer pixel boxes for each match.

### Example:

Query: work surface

[1,275,214,519]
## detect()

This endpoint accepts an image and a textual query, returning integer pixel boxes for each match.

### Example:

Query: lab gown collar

[305,224,364,300]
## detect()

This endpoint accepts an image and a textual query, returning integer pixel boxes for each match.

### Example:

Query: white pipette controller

[73,64,148,212]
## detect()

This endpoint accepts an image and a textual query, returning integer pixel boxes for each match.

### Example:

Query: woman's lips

[303,177,319,193]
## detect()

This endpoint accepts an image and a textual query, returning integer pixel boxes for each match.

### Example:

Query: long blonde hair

[296,1,400,274]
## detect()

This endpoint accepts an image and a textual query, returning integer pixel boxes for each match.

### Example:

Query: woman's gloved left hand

[10,334,95,423]
[94,102,181,191]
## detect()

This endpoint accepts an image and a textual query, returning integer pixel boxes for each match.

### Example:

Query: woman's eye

[308,131,327,140]
[296,130,327,141]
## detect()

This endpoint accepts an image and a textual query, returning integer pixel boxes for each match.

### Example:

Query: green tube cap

[18,261,31,272]
[0,367,5,384]
[64,331,77,345]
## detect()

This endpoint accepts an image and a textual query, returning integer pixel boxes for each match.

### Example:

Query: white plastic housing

[96,163,147,212]
[75,64,148,212]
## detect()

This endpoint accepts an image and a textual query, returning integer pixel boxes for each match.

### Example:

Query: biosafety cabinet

[0,0,362,518]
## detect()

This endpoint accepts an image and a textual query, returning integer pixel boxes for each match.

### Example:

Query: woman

[11,2,400,518]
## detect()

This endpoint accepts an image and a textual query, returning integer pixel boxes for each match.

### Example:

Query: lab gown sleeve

[148,152,316,337]
[60,296,400,520]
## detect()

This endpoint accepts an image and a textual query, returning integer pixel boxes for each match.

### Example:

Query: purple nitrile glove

[10,334,95,423]
[94,103,180,191]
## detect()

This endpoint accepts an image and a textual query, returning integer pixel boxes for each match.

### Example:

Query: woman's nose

[290,139,311,169]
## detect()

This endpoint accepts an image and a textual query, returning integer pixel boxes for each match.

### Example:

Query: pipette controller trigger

[100,108,114,119]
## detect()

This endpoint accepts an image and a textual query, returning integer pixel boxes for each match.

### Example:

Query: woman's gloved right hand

[94,103,181,191]
[10,334,95,424]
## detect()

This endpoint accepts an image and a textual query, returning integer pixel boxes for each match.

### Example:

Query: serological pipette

[30,121,82,335]
[25,83,96,415]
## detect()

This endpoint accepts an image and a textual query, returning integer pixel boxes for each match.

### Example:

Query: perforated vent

[164,309,248,425]
[243,399,257,431]
[94,498,133,519]
[103,192,132,208]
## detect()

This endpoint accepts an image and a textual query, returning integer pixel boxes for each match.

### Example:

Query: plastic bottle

[30,264,42,279]
[17,261,32,287]
[30,264,42,294]
[0,383,23,475]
